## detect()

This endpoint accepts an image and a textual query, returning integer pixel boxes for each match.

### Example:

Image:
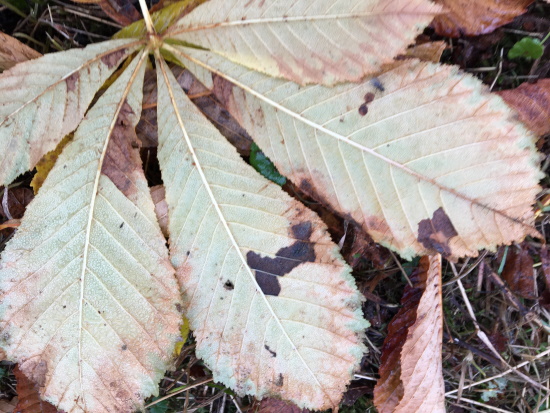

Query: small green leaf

[147,398,170,413]
[508,37,544,60]
[249,143,286,186]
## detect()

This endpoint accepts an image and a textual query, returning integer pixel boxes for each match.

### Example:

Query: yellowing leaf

[374,255,445,413]
[0,38,140,187]
[31,135,72,194]
[0,32,41,71]
[169,47,542,260]
[0,52,182,413]
[155,57,367,410]
[167,0,442,85]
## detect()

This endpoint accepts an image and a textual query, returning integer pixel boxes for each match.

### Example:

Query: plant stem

[137,0,155,34]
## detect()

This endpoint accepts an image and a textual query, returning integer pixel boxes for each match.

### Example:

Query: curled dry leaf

[13,366,59,413]
[501,244,535,299]
[0,32,41,71]
[498,79,550,137]
[431,0,534,37]
[173,48,542,260]
[167,0,442,85]
[0,398,17,413]
[374,255,445,413]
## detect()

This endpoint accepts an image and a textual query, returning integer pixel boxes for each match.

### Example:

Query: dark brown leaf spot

[224,280,234,290]
[264,344,276,357]
[246,222,316,296]
[417,207,457,257]
[358,103,368,116]
[101,48,127,69]
[65,72,79,92]
[121,344,127,351]
[364,92,375,103]
[371,78,385,91]
[275,373,284,387]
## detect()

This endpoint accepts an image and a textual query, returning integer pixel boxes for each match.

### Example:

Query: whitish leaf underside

[0,39,139,186]
[0,52,182,413]
[171,47,542,260]
[168,0,442,85]
[155,58,367,410]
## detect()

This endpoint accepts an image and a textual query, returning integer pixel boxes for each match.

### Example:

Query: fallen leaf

[501,244,535,299]
[178,49,542,260]
[13,366,59,413]
[150,184,169,237]
[0,32,41,71]
[258,398,308,413]
[0,53,182,413]
[0,398,17,413]
[374,255,445,413]
[0,188,33,220]
[431,0,534,37]
[403,41,447,63]
[498,79,550,137]
[155,56,367,410]
[0,38,139,187]
[167,0,442,85]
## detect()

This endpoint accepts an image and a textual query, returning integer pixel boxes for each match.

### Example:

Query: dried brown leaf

[258,398,309,413]
[0,188,33,220]
[501,244,535,299]
[432,0,534,37]
[0,32,41,71]
[150,185,169,237]
[13,366,59,413]
[403,41,447,63]
[498,79,550,137]
[0,398,17,413]
[374,255,445,413]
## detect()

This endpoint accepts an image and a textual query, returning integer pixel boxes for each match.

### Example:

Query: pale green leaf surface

[167,0,442,85]
[0,38,141,186]
[0,52,182,413]
[155,58,367,410]
[170,46,543,260]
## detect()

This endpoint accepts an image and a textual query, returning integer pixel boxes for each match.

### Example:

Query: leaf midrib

[76,49,148,407]
[156,55,335,404]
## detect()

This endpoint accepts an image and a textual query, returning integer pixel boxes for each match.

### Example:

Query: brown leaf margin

[374,255,445,413]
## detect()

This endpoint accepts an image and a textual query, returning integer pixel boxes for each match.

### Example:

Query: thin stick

[447,395,515,413]
[144,377,213,408]
[446,348,550,396]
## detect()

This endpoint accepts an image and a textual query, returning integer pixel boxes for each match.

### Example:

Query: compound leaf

[0,52,182,413]
[170,47,542,260]
[155,57,367,410]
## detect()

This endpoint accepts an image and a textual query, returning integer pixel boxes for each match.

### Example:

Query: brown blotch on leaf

[246,222,316,296]
[364,93,375,103]
[417,208,457,257]
[275,373,284,387]
[101,48,127,69]
[65,73,79,92]
[358,103,368,116]
[224,280,234,290]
